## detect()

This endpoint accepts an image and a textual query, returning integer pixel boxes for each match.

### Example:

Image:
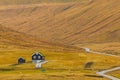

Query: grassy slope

[0,24,118,80]
[75,42,120,55]
[0,0,86,5]
[0,0,120,79]
[0,50,120,80]
[0,25,84,52]
[0,25,54,50]
[2,0,120,51]
[0,0,119,45]
[108,70,120,79]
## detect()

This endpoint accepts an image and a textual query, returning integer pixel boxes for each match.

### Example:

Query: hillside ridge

[0,0,119,45]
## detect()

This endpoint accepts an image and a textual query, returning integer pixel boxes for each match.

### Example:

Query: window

[33,56,36,59]
[38,56,41,59]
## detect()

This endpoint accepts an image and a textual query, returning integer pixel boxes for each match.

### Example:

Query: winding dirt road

[83,48,120,80]
[97,67,120,80]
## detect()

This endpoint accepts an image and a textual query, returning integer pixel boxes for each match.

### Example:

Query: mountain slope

[0,25,83,52]
[0,0,120,45]
[0,0,86,5]
[0,25,49,49]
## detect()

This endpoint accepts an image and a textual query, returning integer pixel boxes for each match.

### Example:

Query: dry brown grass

[0,49,120,80]
[108,70,120,79]
[0,0,87,5]
[0,25,85,53]
[75,42,120,55]
[0,0,119,45]
[0,0,120,80]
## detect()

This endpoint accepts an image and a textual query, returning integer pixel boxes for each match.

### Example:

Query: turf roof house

[32,52,45,63]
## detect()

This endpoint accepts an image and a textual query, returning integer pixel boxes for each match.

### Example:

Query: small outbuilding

[18,57,26,64]
[84,62,94,69]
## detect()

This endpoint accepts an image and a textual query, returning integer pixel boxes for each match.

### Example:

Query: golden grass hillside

[0,25,85,52]
[0,0,86,5]
[0,25,52,50]
[108,70,120,79]
[0,0,120,80]
[0,0,119,45]
[75,42,120,55]
[0,49,120,80]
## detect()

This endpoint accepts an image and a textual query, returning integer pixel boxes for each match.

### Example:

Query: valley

[0,0,120,80]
